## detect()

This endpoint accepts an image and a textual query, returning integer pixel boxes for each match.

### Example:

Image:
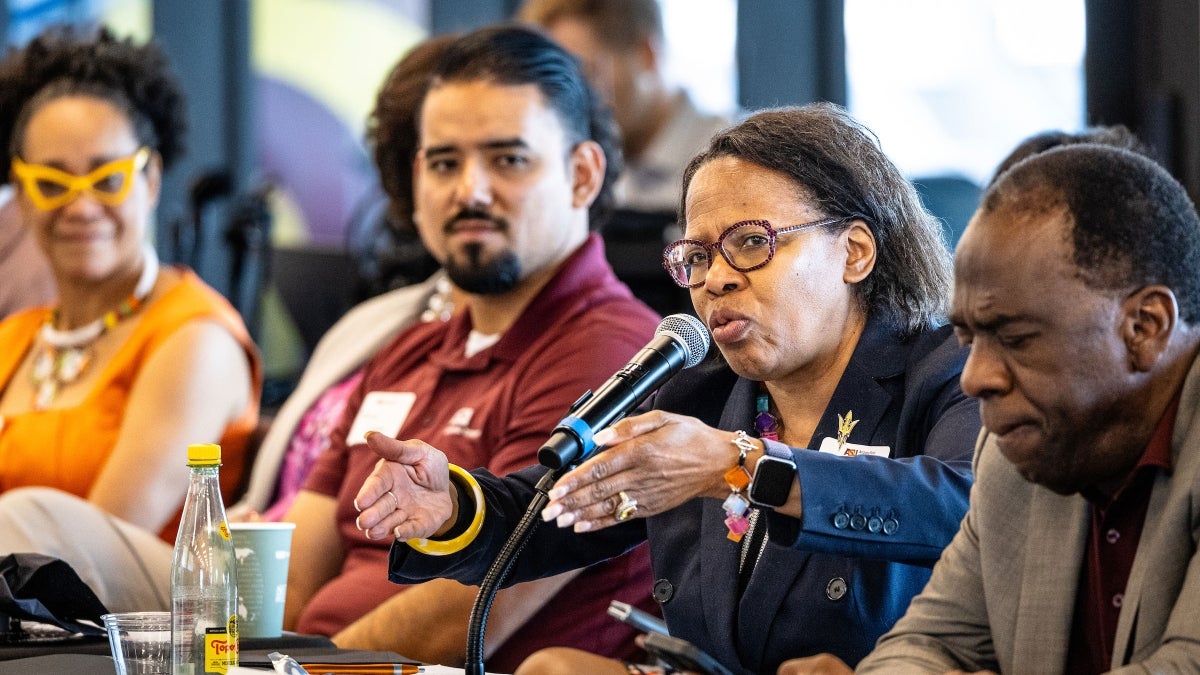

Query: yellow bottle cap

[187,443,222,466]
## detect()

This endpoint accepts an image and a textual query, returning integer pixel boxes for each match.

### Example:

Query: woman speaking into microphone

[354,104,980,674]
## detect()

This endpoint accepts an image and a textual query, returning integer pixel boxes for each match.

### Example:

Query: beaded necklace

[732,385,780,575]
[755,384,780,441]
[419,275,455,322]
[31,250,159,410]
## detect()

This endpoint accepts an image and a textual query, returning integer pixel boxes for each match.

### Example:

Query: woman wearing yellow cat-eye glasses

[0,26,262,613]
[11,146,150,211]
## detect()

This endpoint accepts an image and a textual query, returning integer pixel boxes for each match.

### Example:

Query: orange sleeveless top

[0,268,261,541]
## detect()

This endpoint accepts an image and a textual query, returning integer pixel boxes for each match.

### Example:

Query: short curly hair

[983,144,1200,323]
[0,25,187,175]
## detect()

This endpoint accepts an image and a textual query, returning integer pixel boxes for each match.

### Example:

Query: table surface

[0,634,354,675]
[0,653,116,674]
[0,648,422,675]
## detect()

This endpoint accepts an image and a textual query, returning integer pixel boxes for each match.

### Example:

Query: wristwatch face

[749,455,796,507]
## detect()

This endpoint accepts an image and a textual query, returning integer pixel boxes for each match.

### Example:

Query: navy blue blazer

[390,318,980,674]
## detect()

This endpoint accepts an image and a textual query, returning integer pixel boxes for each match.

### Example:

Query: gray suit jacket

[858,356,1200,673]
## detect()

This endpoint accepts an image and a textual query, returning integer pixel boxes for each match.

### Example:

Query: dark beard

[445,242,521,295]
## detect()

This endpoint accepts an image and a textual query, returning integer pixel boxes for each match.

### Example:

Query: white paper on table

[225,663,506,674]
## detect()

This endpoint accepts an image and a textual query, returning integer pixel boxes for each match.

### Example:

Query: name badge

[346,391,416,446]
[818,436,891,458]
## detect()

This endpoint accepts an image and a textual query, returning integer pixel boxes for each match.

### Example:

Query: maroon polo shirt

[297,234,662,670]
[1065,394,1178,673]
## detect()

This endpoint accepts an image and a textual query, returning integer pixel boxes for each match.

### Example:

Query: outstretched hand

[353,431,455,542]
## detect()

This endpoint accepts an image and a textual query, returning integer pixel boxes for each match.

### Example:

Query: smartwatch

[748,453,797,508]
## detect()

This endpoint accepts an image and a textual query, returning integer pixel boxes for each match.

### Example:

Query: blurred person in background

[519,0,728,214]
[0,26,260,611]
[0,31,456,619]
[988,124,1151,186]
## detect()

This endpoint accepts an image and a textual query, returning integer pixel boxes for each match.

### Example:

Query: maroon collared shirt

[1065,396,1177,673]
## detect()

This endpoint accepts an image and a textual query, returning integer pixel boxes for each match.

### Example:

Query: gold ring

[385,490,399,510]
[614,491,638,521]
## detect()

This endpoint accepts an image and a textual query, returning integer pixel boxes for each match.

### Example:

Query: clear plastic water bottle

[171,443,239,674]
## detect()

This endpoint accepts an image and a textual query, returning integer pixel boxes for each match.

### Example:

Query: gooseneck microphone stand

[461,315,708,673]
[464,466,564,675]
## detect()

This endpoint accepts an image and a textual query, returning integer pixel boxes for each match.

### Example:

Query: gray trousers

[0,487,172,613]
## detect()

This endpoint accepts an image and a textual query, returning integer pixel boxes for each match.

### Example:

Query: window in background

[845,0,1085,188]
[249,0,427,379]
[7,0,149,45]
[660,0,738,117]
[252,0,426,248]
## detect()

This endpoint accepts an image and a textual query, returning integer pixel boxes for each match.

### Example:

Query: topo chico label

[203,615,239,673]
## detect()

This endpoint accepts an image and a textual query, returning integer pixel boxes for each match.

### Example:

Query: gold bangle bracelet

[406,464,486,556]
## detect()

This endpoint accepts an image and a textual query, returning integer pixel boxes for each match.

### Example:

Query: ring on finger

[613,490,638,522]
[385,490,399,511]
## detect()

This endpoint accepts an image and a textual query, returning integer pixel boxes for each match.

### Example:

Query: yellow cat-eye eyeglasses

[11,147,151,211]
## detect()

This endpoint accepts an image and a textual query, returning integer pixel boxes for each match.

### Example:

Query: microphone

[538,313,710,469]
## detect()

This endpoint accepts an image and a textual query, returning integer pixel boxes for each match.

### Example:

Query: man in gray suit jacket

[784,145,1200,674]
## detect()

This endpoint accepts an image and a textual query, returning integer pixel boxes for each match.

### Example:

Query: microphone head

[655,313,710,369]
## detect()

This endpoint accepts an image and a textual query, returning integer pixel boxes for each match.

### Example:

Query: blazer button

[882,514,899,535]
[652,578,675,604]
[867,510,883,534]
[849,508,867,531]
[832,509,850,530]
[825,577,848,601]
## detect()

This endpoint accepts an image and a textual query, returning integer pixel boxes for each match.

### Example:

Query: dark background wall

[1086,0,1200,199]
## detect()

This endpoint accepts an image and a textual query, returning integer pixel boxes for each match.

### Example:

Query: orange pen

[299,664,424,675]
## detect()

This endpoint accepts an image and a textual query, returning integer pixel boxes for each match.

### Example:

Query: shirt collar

[1138,391,1178,473]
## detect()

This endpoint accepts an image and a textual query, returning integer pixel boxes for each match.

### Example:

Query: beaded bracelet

[722,431,755,542]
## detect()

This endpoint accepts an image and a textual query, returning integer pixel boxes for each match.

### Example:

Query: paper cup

[228,522,295,638]
[102,611,172,675]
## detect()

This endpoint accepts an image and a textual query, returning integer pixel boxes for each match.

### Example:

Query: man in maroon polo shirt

[280,27,661,671]
[786,145,1200,674]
